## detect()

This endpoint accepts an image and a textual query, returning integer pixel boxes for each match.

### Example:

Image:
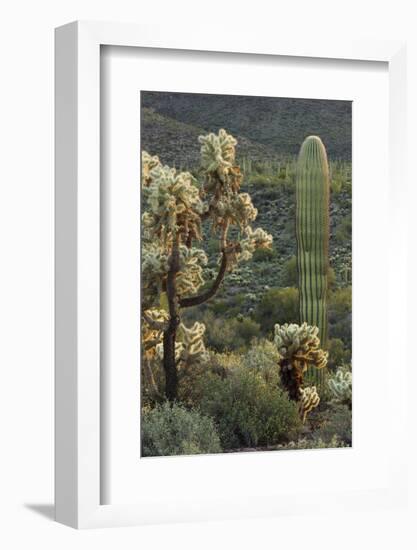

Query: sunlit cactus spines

[274,322,328,369]
[141,308,170,401]
[176,246,208,298]
[156,322,209,367]
[141,151,161,185]
[274,322,328,400]
[142,313,209,401]
[328,367,352,407]
[142,308,170,357]
[299,386,320,423]
[141,129,272,400]
[198,128,237,176]
[238,227,273,264]
[296,136,330,347]
[177,322,210,366]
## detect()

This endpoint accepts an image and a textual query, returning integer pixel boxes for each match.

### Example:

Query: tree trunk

[279,359,303,401]
[163,321,179,401]
[163,239,180,401]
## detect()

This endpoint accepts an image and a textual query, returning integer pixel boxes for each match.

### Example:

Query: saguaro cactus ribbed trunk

[296,135,330,354]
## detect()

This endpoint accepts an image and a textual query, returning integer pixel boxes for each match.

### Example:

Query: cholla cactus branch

[328,368,352,407]
[274,322,328,400]
[299,386,320,423]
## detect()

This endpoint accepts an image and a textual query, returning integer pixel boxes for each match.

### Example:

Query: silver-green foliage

[141,402,222,457]
[328,367,352,405]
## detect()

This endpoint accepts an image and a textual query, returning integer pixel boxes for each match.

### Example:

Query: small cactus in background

[299,386,320,423]
[328,367,352,408]
[274,322,328,401]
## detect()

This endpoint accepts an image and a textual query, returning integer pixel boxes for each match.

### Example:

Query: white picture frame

[55,20,407,529]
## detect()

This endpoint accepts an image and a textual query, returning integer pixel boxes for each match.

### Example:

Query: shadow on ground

[24,503,55,521]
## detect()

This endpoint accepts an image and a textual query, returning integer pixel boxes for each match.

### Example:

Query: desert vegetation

[141,93,352,457]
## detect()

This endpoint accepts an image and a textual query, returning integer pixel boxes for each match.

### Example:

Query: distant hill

[141,91,352,161]
[141,107,277,169]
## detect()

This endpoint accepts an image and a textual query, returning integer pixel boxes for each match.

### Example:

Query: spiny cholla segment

[156,321,209,367]
[143,309,208,369]
[142,308,170,358]
[176,246,208,297]
[274,322,328,372]
[274,322,328,406]
[199,128,237,176]
[328,367,352,404]
[198,129,272,269]
[239,227,273,262]
[299,386,320,423]
[141,152,204,246]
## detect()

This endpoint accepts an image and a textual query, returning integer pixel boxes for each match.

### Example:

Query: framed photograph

[55,21,407,528]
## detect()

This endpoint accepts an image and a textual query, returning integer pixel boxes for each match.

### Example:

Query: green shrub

[254,287,299,335]
[327,338,351,369]
[252,246,276,262]
[200,310,261,352]
[196,368,302,449]
[247,174,278,186]
[335,215,352,244]
[281,256,297,286]
[242,339,281,385]
[314,403,352,446]
[330,177,343,194]
[141,402,222,457]
[328,287,352,347]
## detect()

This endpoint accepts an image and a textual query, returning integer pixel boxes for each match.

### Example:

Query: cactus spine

[296,136,330,387]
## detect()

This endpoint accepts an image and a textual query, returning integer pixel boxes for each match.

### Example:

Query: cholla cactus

[299,386,320,423]
[274,323,328,371]
[142,162,204,247]
[142,129,272,400]
[142,151,161,185]
[177,322,209,366]
[142,308,169,357]
[238,227,273,263]
[274,322,328,401]
[199,128,237,177]
[328,367,352,406]
[142,308,170,400]
[156,322,209,369]
[176,246,208,298]
[143,313,209,401]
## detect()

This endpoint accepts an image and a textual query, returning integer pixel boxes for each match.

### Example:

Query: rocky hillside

[141,91,352,160]
[141,107,277,168]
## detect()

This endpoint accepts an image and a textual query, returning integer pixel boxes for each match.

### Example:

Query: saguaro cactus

[296,136,330,347]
